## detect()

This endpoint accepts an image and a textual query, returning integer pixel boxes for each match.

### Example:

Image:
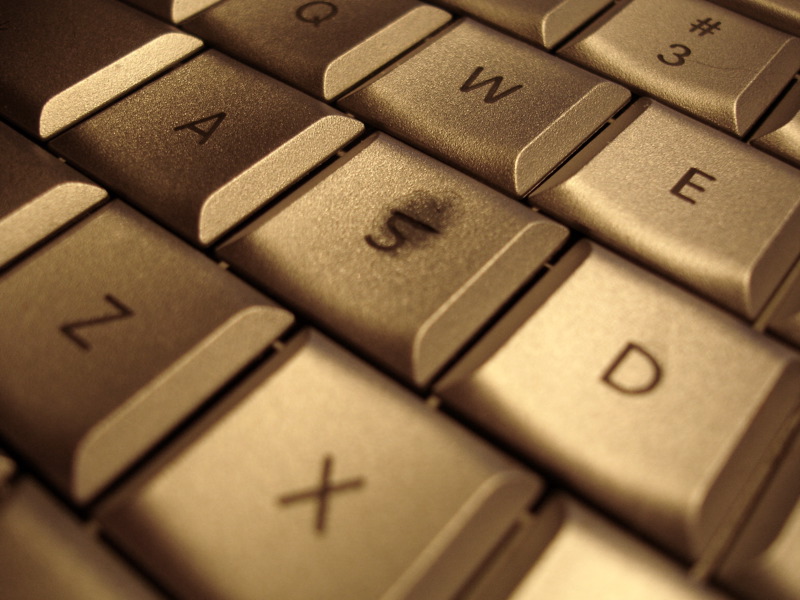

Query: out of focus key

[710,0,800,36]
[125,0,223,23]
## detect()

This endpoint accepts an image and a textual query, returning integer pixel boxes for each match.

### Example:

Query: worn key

[530,98,800,318]
[125,0,223,23]
[218,133,568,386]
[751,77,800,169]
[340,19,630,197]
[99,330,542,600]
[0,123,106,268]
[0,0,201,139]
[51,51,363,246]
[0,202,293,502]
[183,0,451,100]
[435,241,800,560]
[558,0,800,136]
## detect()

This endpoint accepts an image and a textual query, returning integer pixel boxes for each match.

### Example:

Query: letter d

[601,343,662,394]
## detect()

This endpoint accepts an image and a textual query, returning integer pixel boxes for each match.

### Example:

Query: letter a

[601,342,662,394]
[174,112,227,145]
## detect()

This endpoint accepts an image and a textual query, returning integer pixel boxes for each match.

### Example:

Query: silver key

[0,0,201,138]
[218,133,568,386]
[99,330,542,600]
[51,51,363,246]
[0,122,106,268]
[558,0,800,136]
[530,98,800,319]
[0,202,294,502]
[125,0,223,23]
[710,0,800,36]
[340,19,630,197]
[435,240,800,560]
[183,0,451,100]
[751,77,800,169]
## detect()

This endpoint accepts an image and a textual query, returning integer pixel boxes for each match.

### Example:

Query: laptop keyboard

[0,0,799,598]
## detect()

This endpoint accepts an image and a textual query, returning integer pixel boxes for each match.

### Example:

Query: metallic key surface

[530,99,800,318]
[183,0,451,100]
[0,201,294,502]
[218,133,569,386]
[99,330,542,600]
[339,19,630,197]
[0,122,106,268]
[751,78,800,169]
[51,51,364,246]
[435,241,800,560]
[125,0,224,23]
[558,0,800,136]
[710,0,800,36]
[0,0,202,138]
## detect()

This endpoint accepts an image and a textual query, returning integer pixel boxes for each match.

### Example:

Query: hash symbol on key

[689,18,721,36]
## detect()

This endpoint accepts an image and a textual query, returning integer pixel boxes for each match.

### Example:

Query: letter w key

[460,67,523,104]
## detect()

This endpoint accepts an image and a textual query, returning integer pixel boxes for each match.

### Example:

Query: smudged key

[51,51,363,246]
[0,0,201,138]
[339,19,630,197]
[218,133,568,387]
[99,330,542,600]
[0,202,294,502]
[183,0,451,99]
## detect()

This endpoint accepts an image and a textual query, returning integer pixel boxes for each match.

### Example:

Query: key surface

[751,77,800,169]
[183,0,451,100]
[51,51,363,246]
[530,98,800,319]
[558,0,800,136]
[0,201,293,502]
[767,259,800,348]
[0,122,106,268]
[435,240,800,560]
[0,0,201,138]
[339,19,630,197]
[218,133,568,386]
[100,330,542,600]
[710,0,800,36]
[125,0,223,23]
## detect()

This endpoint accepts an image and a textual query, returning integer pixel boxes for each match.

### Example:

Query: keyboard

[1,0,799,598]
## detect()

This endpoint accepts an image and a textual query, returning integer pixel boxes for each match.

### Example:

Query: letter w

[460,67,523,104]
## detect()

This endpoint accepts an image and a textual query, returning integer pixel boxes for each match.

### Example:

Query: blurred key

[51,51,363,246]
[530,99,800,318]
[558,0,800,136]
[710,0,800,36]
[751,77,800,169]
[436,241,800,559]
[0,122,106,268]
[125,0,223,23]
[0,0,201,138]
[183,0,451,100]
[100,330,542,600]
[218,133,568,386]
[340,19,630,196]
[0,202,293,502]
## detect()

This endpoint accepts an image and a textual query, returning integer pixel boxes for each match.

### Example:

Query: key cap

[431,0,610,48]
[339,19,630,197]
[751,77,800,169]
[767,259,800,347]
[99,330,542,600]
[710,0,800,36]
[558,0,800,136]
[530,98,800,319]
[0,123,106,268]
[51,51,363,246]
[435,240,800,560]
[183,0,451,100]
[0,201,293,502]
[0,478,162,599]
[0,0,201,139]
[218,133,568,386]
[125,0,223,23]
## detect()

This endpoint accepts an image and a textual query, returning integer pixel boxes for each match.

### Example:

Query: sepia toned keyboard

[1,0,799,598]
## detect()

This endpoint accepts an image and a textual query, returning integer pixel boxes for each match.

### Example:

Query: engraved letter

[174,112,227,145]
[60,294,134,351]
[670,167,715,204]
[601,343,662,394]
[460,67,523,104]
[365,210,440,252]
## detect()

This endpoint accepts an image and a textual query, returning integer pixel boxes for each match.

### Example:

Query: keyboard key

[0,0,201,138]
[99,330,542,600]
[125,0,223,23]
[0,202,293,502]
[429,0,610,48]
[51,51,363,246]
[751,77,800,169]
[435,241,800,560]
[218,133,568,386]
[767,258,800,348]
[530,99,800,319]
[710,0,800,36]
[183,0,451,100]
[0,122,106,268]
[339,19,630,197]
[558,0,800,136]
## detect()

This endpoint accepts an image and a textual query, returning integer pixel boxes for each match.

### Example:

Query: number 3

[657,44,691,67]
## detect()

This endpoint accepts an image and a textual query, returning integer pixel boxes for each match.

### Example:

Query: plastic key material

[99,330,542,600]
[558,0,800,136]
[218,133,569,387]
[51,51,363,246]
[435,240,800,560]
[339,19,630,197]
[0,202,294,502]
[124,0,223,23]
[0,0,202,138]
[710,0,800,36]
[751,78,800,169]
